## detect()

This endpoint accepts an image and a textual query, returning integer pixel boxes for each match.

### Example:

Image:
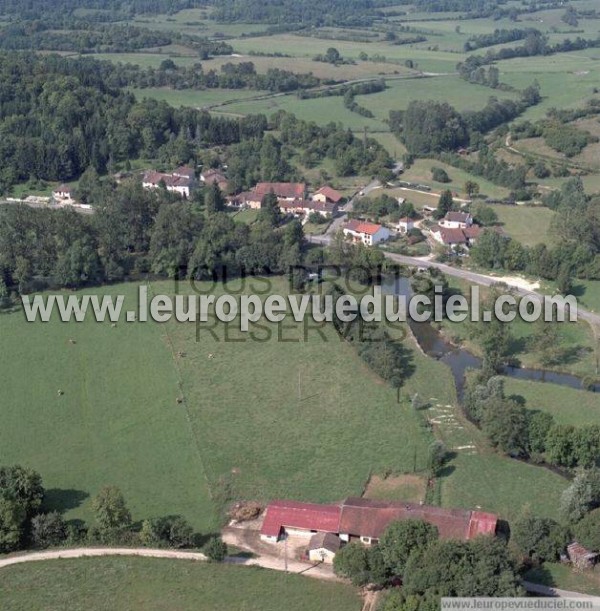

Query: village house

[312,186,344,205]
[343,219,390,246]
[237,182,307,210]
[52,184,73,201]
[200,168,228,192]
[397,216,415,234]
[439,211,473,229]
[430,224,482,249]
[260,498,498,560]
[279,199,337,218]
[142,165,197,198]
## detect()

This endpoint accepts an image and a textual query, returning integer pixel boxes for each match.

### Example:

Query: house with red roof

[312,186,344,205]
[260,500,342,543]
[343,219,390,246]
[260,497,498,552]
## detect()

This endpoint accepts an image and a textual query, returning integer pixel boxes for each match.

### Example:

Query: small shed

[567,541,598,570]
[307,532,342,564]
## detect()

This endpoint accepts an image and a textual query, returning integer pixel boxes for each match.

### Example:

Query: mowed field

[0,557,362,611]
[492,204,556,247]
[0,278,442,529]
[0,282,216,531]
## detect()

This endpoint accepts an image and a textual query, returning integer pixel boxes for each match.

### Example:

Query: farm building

[260,498,498,556]
[439,211,473,229]
[343,220,390,246]
[338,498,497,545]
[260,500,341,543]
[307,532,342,564]
[312,186,343,205]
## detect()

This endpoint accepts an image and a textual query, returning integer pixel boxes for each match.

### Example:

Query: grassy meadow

[0,557,362,611]
[503,378,600,427]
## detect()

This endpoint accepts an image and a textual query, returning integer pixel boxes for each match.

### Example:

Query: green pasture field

[131,87,268,109]
[0,557,362,611]
[231,34,467,73]
[526,562,600,597]
[491,204,556,247]
[220,94,387,129]
[355,75,517,117]
[0,282,217,531]
[158,276,439,503]
[499,52,600,121]
[399,158,510,200]
[503,378,600,427]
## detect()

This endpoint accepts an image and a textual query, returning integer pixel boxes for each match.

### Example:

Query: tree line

[0,181,309,294]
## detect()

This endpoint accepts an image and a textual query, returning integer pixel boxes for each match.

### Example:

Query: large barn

[259,497,497,547]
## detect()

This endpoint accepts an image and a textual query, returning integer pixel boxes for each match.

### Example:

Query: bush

[511,515,570,561]
[31,512,67,549]
[140,515,193,548]
[204,535,227,562]
[574,508,600,551]
[431,166,451,183]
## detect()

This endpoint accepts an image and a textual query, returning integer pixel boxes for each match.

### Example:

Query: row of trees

[464,376,600,468]
[0,464,226,559]
[94,58,323,94]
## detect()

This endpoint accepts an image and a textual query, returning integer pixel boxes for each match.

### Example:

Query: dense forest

[0,53,272,190]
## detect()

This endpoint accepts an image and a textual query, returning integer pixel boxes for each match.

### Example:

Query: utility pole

[298,368,301,401]
[284,535,288,573]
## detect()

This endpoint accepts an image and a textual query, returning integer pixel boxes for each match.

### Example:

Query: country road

[309,224,600,327]
[0,546,596,600]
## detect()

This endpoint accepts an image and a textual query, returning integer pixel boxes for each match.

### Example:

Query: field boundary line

[145,281,216,504]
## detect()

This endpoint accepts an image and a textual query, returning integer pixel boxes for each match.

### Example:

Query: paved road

[383,252,600,327]
[310,213,600,328]
[523,580,600,599]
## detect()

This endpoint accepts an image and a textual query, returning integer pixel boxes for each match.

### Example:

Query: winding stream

[382,276,600,398]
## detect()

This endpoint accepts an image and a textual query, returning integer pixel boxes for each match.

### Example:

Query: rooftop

[344,220,384,236]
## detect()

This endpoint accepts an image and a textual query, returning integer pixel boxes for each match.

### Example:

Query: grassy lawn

[525,562,600,597]
[0,557,362,611]
[503,378,600,427]
[574,280,600,313]
[230,208,260,224]
[0,283,216,531]
[491,204,556,247]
